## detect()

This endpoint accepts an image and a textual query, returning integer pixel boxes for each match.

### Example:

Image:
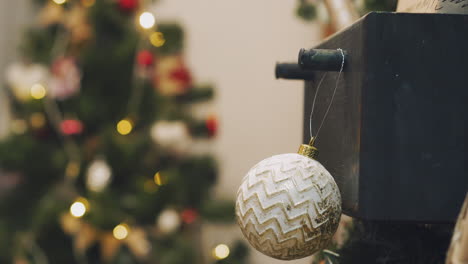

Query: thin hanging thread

[309,48,345,142]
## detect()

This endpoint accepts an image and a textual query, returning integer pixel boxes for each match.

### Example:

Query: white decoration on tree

[150,121,191,153]
[86,159,112,192]
[48,57,81,100]
[236,153,341,260]
[157,209,181,234]
[5,62,49,101]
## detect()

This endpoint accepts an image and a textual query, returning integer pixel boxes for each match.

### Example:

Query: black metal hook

[275,63,315,80]
[298,48,347,71]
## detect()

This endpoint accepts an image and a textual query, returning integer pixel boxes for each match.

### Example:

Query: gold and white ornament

[48,57,82,100]
[156,208,181,234]
[236,140,341,260]
[86,159,112,192]
[150,121,191,153]
[153,55,192,96]
[5,62,49,101]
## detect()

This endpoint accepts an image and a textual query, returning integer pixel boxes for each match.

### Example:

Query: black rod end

[275,63,315,80]
[298,48,346,71]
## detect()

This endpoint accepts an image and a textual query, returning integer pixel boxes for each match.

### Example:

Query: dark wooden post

[299,12,468,263]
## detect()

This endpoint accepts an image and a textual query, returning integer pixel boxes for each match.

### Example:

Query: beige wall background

[155,1,321,263]
[0,1,33,137]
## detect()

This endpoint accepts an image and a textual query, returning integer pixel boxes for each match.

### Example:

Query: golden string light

[113,223,130,240]
[150,32,165,47]
[117,119,133,135]
[213,244,230,260]
[70,197,89,218]
[139,12,156,29]
[153,172,165,186]
[30,83,46,100]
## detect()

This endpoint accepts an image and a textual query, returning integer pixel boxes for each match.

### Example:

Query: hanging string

[309,73,327,141]
[309,48,345,142]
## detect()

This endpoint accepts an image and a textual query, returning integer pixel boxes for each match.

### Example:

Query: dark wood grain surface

[303,12,468,222]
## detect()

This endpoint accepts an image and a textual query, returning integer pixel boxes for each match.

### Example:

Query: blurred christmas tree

[295,0,397,38]
[0,0,247,263]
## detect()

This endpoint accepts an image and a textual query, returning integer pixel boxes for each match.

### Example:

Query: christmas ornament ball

[137,50,154,67]
[205,115,218,137]
[118,0,139,12]
[5,62,49,101]
[157,209,181,234]
[48,57,81,100]
[150,120,191,153]
[86,159,112,192]
[236,153,341,260]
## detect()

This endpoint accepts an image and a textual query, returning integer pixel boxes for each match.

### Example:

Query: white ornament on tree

[86,159,112,192]
[157,209,181,234]
[150,121,191,153]
[5,62,49,101]
[48,57,81,100]
[236,144,341,260]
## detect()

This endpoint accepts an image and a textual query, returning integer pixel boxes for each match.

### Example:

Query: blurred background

[0,1,396,264]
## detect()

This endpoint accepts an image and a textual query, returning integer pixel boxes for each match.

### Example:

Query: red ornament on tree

[169,66,192,86]
[205,115,218,137]
[181,208,198,224]
[118,0,139,12]
[60,119,84,135]
[137,50,154,67]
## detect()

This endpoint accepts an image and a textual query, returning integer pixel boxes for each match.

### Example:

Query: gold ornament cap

[298,137,318,159]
